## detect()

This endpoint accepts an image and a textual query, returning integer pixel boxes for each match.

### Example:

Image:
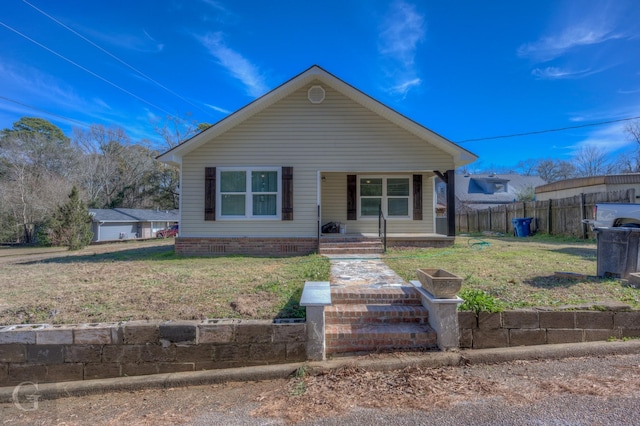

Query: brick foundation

[387,237,454,248]
[459,310,640,349]
[175,237,318,256]
[0,319,306,386]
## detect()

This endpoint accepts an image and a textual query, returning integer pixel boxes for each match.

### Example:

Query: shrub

[44,186,93,250]
[458,288,504,314]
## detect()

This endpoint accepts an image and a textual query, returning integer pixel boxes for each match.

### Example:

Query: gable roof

[89,208,179,223]
[157,65,477,168]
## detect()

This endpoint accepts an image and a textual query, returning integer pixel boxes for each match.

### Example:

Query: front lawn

[2,235,639,326]
[384,235,640,310]
[0,240,329,325]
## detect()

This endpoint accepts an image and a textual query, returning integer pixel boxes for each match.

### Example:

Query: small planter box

[416,268,462,299]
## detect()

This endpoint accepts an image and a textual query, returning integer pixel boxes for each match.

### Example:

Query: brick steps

[331,287,422,305]
[326,323,437,354]
[326,286,437,355]
[326,304,428,324]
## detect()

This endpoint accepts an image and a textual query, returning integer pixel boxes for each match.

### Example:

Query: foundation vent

[281,244,298,253]
[307,85,325,104]
[208,245,226,253]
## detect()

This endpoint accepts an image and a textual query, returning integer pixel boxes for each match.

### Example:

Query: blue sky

[1,0,639,168]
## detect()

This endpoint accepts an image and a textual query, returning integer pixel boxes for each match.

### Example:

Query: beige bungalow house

[158,65,477,256]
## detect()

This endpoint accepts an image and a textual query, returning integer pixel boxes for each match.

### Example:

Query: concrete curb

[2,340,640,403]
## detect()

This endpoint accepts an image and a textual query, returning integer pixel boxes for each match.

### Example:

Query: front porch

[318,233,454,255]
[317,170,457,254]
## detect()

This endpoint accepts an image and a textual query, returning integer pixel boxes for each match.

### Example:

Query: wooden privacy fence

[456,189,636,239]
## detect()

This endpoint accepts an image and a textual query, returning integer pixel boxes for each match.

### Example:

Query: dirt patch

[230,292,277,317]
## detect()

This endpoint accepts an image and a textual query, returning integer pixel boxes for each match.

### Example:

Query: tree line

[0,116,208,244]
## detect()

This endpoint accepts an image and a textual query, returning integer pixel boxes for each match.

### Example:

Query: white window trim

[358,175,412,220]
[217,167,281,220]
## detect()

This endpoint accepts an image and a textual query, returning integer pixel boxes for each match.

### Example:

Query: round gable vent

[307,85,325,104]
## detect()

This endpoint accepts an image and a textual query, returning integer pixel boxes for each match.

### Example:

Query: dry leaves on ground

[254,364,514,423]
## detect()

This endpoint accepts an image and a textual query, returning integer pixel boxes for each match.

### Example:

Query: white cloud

[378,0,425,96]
[518,25,623,62]
[0,61,84,110]
[200,0,227,12]
[379,0,425,66]
[198,32,268,98]
[570,121,635,154]
[619,88,640,94]
[205,103,231,114]
[80,26,164,54]
[531,66,600,79]
[389,78,422,97]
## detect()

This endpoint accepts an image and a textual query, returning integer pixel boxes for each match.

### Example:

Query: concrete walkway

[326,254,408,287]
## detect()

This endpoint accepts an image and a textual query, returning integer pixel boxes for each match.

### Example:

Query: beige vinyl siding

[181,81,453,238]
[321,172,436,234]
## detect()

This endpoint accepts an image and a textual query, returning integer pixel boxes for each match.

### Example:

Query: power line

[0,95,90,128]
[457,115,640,143]
[0,20,178,119]
[20,0,215,119]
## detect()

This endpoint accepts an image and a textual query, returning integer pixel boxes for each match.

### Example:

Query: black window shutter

[282,167,293,220]
[205,167,216,221]
[347,175,357,220]
[413,174,423,220]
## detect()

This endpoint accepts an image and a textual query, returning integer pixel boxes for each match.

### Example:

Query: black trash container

[595,227,640,279]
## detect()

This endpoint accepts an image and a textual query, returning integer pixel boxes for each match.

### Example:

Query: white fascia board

[158,152,182,166]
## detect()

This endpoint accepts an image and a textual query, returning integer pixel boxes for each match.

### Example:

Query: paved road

[2,352,639,425]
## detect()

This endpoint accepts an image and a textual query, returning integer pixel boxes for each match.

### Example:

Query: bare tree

[535,158,576,183]
[515,159,538,176]
[73,125,158,208]
[0,133,75,242]
[626,119,640,145]
[572,145,614,177]
[615,149,640,174]
[154,113,204,149]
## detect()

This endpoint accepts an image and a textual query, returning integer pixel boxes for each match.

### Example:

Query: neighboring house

[89,208,179,242]
[455,173,546,211]
[157,65,477,256]
[535,174,640,201]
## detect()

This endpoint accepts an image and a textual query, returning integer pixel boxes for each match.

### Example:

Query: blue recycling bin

[511,217,533,237]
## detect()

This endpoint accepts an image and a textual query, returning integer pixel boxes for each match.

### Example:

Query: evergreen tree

[47,186,93,250]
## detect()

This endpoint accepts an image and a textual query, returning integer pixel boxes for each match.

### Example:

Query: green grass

[384,235,640,310]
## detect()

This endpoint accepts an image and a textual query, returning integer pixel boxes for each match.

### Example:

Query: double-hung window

[219,168,280,219]
[359,176,411,219]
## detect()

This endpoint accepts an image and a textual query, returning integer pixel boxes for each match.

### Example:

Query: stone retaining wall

[0,319,306,387]
[459,310,640,349]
